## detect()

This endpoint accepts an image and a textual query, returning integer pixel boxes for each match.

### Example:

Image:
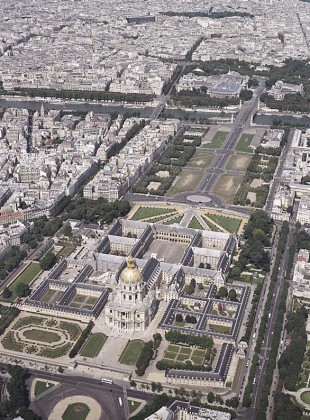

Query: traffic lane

[30,381,126,420]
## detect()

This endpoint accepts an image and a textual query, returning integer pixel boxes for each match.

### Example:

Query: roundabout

[186,194,212,203]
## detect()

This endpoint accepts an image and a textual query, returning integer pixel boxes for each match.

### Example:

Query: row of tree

[135,341,154,376]
[165,330,213,349]
[0,246,27,282]
[0,305,20,335]
[69,321,94,358]
[242,221,289,408]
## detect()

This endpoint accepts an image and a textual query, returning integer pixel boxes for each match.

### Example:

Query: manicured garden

[157,343,216,370]
[235,133,255,153]
[80,333,107,357]
[131,207,175,221]
[119,339,144,365]
[201,131,228,149]
[300,391,310,405]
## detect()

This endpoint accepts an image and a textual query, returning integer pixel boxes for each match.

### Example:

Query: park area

[201,131,229,149]
[225,154,252,172]
[166,171,203,197]
[212,174,244,204]
[235,133,255,153]
[119,339,144,365]
[186,151,214,168]
[2,262,42,302]
[80,333,107,357]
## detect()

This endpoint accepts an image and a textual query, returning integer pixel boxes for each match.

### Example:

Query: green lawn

[131,207,175,221]
[34,380,54,396]
[12,316,45,329]
[209,324,231,334]
[192,356,204,364]
[23,329,61,343]
[201,216,222,232]
[80,333,107,357]
[59,322,81,340]
[2,332,24,352]
[62,403,90,420]
[235,134,255,153]
[4,263,42,302]
[147,213,178,223]
[188,217,203,229]
[57,246,76,258]
[39,343,72,358]
[41,289,56,302]
[119,340,144,365]
[201,131,228,149]
[176,353,189,362]
[301,391,310,404]
[167,344,179,352]
[206,213,241,233]
[179,347,191,356]
[163,215,183,225]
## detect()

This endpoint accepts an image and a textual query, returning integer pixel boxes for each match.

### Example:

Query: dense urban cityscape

[0,0,309,419]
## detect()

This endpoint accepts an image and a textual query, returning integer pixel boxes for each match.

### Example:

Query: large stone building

[104,256,157,332]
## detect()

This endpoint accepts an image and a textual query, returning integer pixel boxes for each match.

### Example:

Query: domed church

[104,256,157,332]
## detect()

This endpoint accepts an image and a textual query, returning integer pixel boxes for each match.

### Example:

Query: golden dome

[120,256,142,284]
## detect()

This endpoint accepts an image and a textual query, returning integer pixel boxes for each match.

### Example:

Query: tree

[2,287,12,299]
[226,396,239,408]
[176,314,183,323]
[16,283,30,298]
[217,286,228,299]
[207,391,215,403]
[198,262,204,268]
[151,382,157,392]
[228,289,237,302]
[215,394,224,404]
[40,251,57,271]
[231,266,241,279]
[156,382,163,392]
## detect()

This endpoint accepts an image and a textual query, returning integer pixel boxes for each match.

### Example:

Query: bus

[101,378,113,384]
[118,397,123,407]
